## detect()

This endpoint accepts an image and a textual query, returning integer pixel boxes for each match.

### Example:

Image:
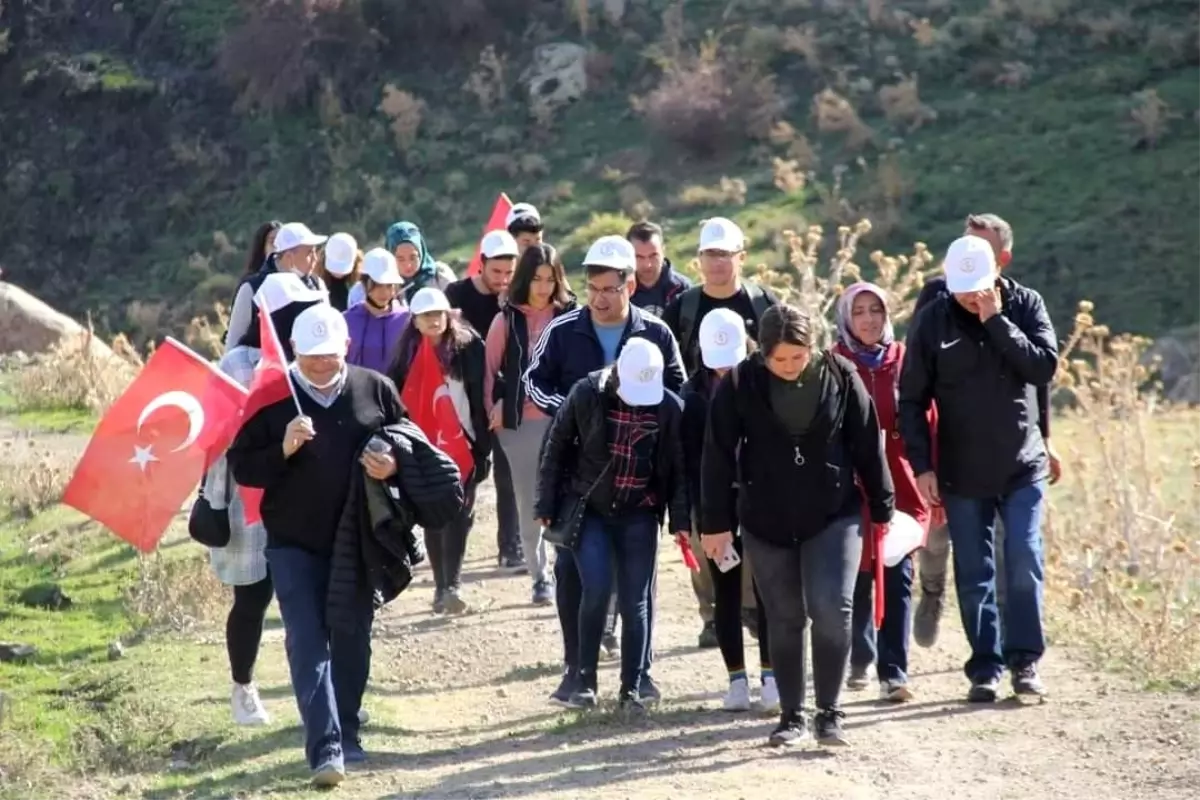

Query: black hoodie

[631,259,692,318]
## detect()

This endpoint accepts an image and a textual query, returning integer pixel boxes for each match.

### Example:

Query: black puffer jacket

[534,369,690,535]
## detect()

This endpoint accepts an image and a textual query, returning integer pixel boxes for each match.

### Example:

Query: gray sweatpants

[497,418,552,585]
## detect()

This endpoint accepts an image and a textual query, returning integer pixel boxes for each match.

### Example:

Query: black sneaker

[967,676,1000,703]
[814,708,849,746]
[343,737,368,764]
[618,691,647,716]
[638,675,662,705]
[913,590,945,648]
[431,588,446,614]
[1012,664,1046,698]
[531,580,554,606]
[768,710,810,747]
[498,554,526,573]
[846,663,871,690]
[697,621,719,648]
[549,672,578,707]
[567,687,597,709]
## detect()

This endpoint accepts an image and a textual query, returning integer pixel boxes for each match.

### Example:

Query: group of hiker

[202,203,1060,786]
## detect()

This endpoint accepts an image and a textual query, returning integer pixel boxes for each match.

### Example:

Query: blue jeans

[942,480,1047,682]
[574,510,659,694]
[266,547,374,770]
[850,555,914,683]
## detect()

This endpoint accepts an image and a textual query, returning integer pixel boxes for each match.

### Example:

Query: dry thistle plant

[378,84,425,152]
[753,219,934,347]
[812,88,874,151]
[12,327,141,415]
[463,45,507,112]
[0,440,71,519]
[1128,89,1177,148]
[910,18,938,47]
[1046,302,1200,685]
[773,157,807,194]
[676,177,748,208]
[184,302,230,360]
[877,75,938,132]
[125,552,230,633]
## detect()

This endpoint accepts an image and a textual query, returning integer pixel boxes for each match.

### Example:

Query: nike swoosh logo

[940,339,961,349]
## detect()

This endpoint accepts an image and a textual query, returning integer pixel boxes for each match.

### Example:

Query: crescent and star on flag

[128,391,207,472]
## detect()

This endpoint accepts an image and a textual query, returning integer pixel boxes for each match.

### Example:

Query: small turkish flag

[399,338,474,483]
[63,338,249,552]
[466,192,513,277]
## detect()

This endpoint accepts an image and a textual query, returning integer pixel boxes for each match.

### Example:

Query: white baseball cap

[324,232,358,277]
[698,307,749,369]
[409,287,452,316]
[505,202,541,228]
[274,222,328,253]
[698,217,745,253]
[583,235,635,272]
[362,248,402,284]
[291,303,348,356]
[254,272,327,314]
[481,230,520,259]
[943,235,998,294]
[616,338,665,407]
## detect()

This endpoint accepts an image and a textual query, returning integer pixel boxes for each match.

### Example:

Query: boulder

[523,43,589,120]
[0,281,116,360]
[17,582,73,611]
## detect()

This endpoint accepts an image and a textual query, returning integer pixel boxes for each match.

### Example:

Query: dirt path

[6,422,1199,799]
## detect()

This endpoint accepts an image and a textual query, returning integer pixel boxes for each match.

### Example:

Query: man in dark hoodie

[628,221,692,318]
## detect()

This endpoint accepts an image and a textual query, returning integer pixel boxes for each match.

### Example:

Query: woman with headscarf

[833,282,933,702]
[385,220,458,305]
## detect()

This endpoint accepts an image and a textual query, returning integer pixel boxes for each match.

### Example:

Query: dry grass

[378,83,425,152]
[0,444,71,519]
[1128,89,1178,148]
[124,552,230,633]
[675,177,748,208]
[9,329,142,416]
[812,88,874,151]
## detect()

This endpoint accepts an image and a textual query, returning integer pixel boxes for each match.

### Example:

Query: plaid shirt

[606,401,659,511]
[205,346,269,586]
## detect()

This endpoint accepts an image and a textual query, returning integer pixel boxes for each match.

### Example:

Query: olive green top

[768,352,826,436]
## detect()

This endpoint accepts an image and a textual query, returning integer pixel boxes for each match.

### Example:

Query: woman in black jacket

[534,339,690,712]
[389,287,491,615]
[701,303,894,747]
[681,308,775,713]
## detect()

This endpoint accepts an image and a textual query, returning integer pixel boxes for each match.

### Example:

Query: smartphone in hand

[716,542,742,573]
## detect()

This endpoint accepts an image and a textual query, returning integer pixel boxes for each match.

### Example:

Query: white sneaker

[358,707,370,726]
[879,679,914,702]
[723,678,751,712]
[232,683,270,726]
[758,675,781,713]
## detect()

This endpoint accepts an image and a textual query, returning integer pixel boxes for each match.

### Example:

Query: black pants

[424,483,478,591]
[492,439,522,559]
[226,572,274,685]
[708,537,770,673]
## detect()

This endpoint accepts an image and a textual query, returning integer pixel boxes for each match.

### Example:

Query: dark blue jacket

[899,277,1058,498]
[522,304,686,416]
[631,259,692,318]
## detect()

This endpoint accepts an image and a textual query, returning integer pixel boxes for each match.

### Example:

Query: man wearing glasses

[523,234,686,709]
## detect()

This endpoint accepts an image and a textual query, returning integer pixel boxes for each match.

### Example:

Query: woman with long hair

[834,283,933,701]
[388,288,491,614]
[318,232,362,311]
[385,220,457,304]
[225,220,282,352]
[484,243,575,606]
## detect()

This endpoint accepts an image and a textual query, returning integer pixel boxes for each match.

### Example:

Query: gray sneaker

[1012,664,1046,698]
[768,711,810,747]
[846,663,871,690]
[967,676,1000,703]
[913,590,945,648]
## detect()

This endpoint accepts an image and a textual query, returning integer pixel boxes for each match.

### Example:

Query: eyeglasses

[586,284,627,297]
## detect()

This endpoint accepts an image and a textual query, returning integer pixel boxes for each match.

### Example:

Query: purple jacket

[343,303,410,375]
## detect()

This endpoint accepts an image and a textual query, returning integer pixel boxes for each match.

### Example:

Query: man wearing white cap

[899,235,1059,703]
[445,229,523,569]
[225,222,329,352]
[534,338,689,712]
[662,216,778,376]
[524,234,685,707]
[506,202,545,255]
[228,302,405,786]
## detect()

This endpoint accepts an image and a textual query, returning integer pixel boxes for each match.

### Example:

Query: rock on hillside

[0,281,116,361]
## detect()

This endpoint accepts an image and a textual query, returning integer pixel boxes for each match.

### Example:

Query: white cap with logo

[362,248,402,285]
[291,303,348,356]
[409,287,452,316]
[699,217,745,253]
[324,232,358,277]
[274,222,328,253]
[254,272,327,314]
[505,202,541,228]
[583,235,635,272]
[699,307,749,369]
[616,338,665,407]
[481,230,520,259]
[943,235,997,294]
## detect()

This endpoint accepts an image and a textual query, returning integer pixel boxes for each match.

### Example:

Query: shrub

[812,88,873,151]
[379,83,425,152]
[0,442,71,519]
[676,177,748,208]
[877,75,937,132]
[635,41,785,157]
[11,329,141,415]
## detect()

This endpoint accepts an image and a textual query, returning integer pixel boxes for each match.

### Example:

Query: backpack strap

[676,287,703,362]
[744,281,772,322]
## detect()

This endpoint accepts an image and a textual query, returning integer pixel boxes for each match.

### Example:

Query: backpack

[677,282,773,362]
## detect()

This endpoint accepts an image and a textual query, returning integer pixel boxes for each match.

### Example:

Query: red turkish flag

[399,339,474,483]
[466,192,513,277]
[63,338,249,552]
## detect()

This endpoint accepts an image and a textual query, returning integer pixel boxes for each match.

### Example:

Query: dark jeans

[572,510,658,693]
[744,516,862,712]
[227,572,274,685]
[492,440,521,559]
[942,479,1047,682]
[850,555,914,683]
[266,546,373,771]
[707,536,770,673]
[424,483,478,591]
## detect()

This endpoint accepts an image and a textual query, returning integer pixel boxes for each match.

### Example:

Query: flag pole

[256,297,305,419]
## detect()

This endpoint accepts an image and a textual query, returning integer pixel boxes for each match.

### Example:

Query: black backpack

[677,282,773,364]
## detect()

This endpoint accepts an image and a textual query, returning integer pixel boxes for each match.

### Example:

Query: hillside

[0,0,1197,343]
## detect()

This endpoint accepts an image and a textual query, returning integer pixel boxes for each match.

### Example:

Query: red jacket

[834,342,935,572]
